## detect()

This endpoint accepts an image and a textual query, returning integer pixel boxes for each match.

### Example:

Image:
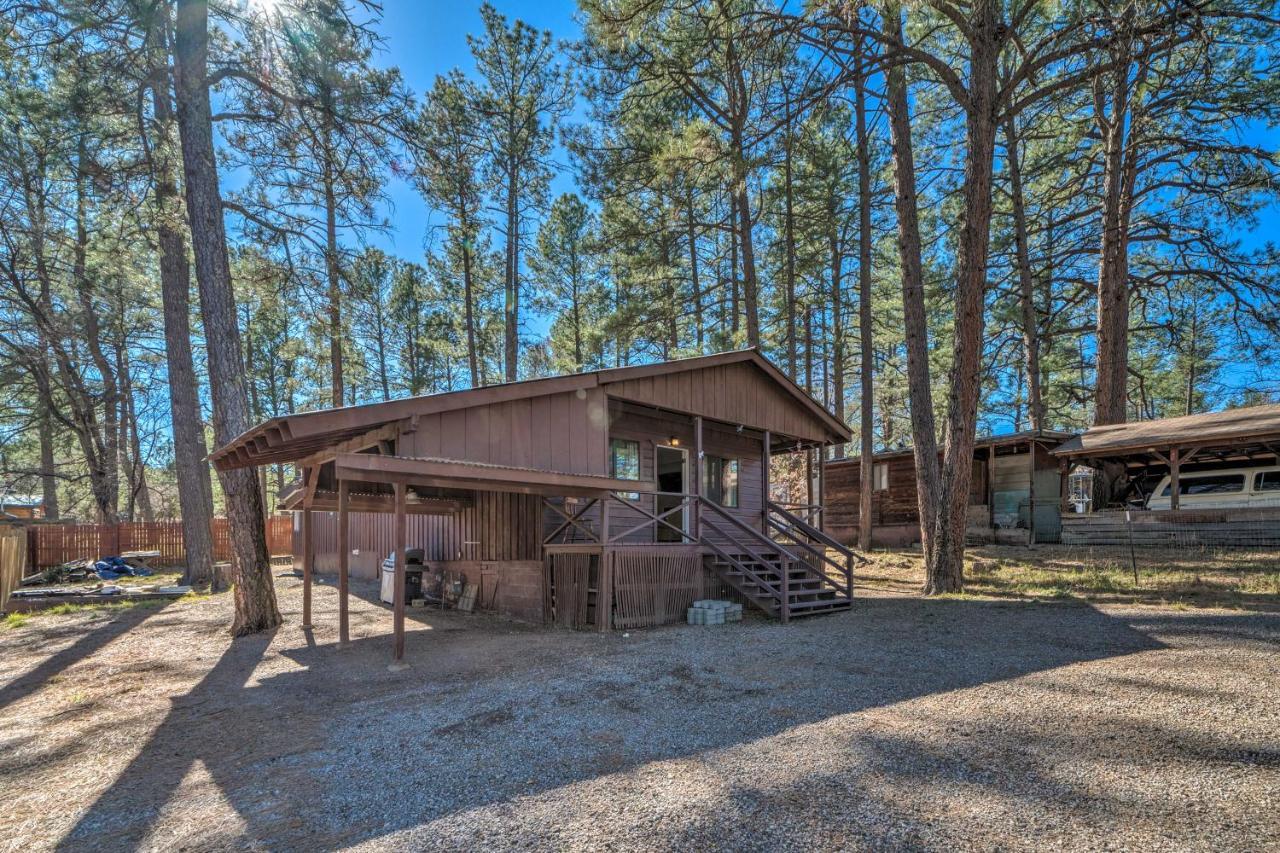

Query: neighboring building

[0,493,45,521]
[211,350,859,661]
[824,430,1077,547]
[1052,402,1280,546]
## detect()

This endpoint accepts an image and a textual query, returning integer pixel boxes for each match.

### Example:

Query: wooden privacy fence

[1,525,26,610]
[26,516,294,571]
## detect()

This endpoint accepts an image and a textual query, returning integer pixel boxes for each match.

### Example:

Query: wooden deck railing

[767,500,863,602]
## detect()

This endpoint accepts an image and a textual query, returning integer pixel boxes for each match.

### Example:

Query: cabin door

[655,445,689,542]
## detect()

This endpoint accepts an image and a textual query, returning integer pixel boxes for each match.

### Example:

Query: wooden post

[595,550,612,632]
[817,447,826,529]
[337,478,350,646]
[301,505,313,629]
[693,416,703,540]
[986,445,996,531]
[1169,446,1181,511]
[779,555,790,624]
[391,482,407,666]
[1027,440,1037,546]
[761,429,771,531]
[1059,460,1070,512]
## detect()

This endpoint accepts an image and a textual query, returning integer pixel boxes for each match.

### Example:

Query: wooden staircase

[698,498,864,622]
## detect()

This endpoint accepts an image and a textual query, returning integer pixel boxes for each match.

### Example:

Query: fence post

[780,556,790,624]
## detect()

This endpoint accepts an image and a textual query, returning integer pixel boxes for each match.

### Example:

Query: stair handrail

[699,517,783,600]
[767,500,862,601]
[768,500,866,565]
[699,497,844,595]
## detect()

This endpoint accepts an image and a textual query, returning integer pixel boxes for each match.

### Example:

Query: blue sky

[284,1,1278,409]
[365,1,585,264]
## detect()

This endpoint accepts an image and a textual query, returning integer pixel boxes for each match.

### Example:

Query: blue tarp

[93,556,152,580]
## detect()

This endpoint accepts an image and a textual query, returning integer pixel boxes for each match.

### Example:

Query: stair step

[787,597,852,610]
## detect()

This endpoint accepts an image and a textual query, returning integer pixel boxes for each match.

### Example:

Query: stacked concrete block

[687,599,743,625]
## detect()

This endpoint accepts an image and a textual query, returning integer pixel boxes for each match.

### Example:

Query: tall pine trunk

[883,1,940,571]
[503,168,519,381]
[323,141,344,408]
[854,49,875,551]
[460,199,480,387]
[1093,48,1137,428]
[173,0,279,634]
[73,134,121,523]
[928,0,1002,595]
[686,193,703,351]
[1003,116,1044,430]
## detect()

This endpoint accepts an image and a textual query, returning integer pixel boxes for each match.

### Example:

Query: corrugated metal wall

[295,491,543,564]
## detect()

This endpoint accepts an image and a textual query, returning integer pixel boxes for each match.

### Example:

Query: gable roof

[826,428,1077,465]
[211,349,849,470]
[1052,403,1280,458]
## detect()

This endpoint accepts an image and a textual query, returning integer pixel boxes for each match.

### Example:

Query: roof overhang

[211,349,852,470]
[332,453,656,499]
[1052,405,1280,461]
[278,485,472,515]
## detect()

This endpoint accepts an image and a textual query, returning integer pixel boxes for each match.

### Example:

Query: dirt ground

[1,560,1278,852]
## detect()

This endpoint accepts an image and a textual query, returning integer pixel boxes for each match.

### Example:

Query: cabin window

[873,463,889,492]
[1160,473,1245,496]
[610,438,641,499]
[1255,471,1280,492]
[703,456,740,507]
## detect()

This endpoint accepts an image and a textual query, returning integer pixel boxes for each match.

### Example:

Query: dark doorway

[655,445,689,542]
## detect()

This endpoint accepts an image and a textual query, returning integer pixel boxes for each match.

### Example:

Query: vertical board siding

[548,552,593,628]
[26,517,294,570]
[396,390,608,477]
[611,550,723,629]
[602,360,834,444]
[296,491,543,568]
[595,401,767,545]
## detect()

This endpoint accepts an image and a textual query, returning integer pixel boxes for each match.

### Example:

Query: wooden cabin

[1052,403,1280,547]
[823,430,1076,547]
[210,350,859,662]
[0,494,45,521]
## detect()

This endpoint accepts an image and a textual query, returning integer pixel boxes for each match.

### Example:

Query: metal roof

[828,428,1078,465]
[211,349,850,470]
[1052,403,1280,458]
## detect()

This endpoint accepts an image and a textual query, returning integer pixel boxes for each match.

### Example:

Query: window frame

[1160,473,1245,496]
[1254,471,1280,492]
[703,454,740,508]
[609,438,641,500]
[872,462,890,492]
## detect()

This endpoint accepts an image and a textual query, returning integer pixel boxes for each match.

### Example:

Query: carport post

[338,478,350,646]
[1170,447,1181,511]
[391,482,407,666]
[1028,440,1037,547]
[301,505,313,629]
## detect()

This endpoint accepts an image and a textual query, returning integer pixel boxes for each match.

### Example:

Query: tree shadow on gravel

[52,593,1279,851]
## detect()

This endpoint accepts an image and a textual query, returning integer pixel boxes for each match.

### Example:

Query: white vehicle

[1145,465,1280,510]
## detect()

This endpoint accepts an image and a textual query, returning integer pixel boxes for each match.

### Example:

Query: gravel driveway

[2,573,1277,851]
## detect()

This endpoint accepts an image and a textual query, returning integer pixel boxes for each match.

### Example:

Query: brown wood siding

[590,403,765,545]
[603,360,833,443]
[296,490,542,572]
[398,388,609,476]
[824,456,922,544]
[825,445,1063,544]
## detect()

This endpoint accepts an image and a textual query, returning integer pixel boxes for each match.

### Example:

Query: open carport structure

[1051,402,1280,546]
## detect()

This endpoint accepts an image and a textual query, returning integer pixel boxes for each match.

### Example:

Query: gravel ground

[1,572,1277,852]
